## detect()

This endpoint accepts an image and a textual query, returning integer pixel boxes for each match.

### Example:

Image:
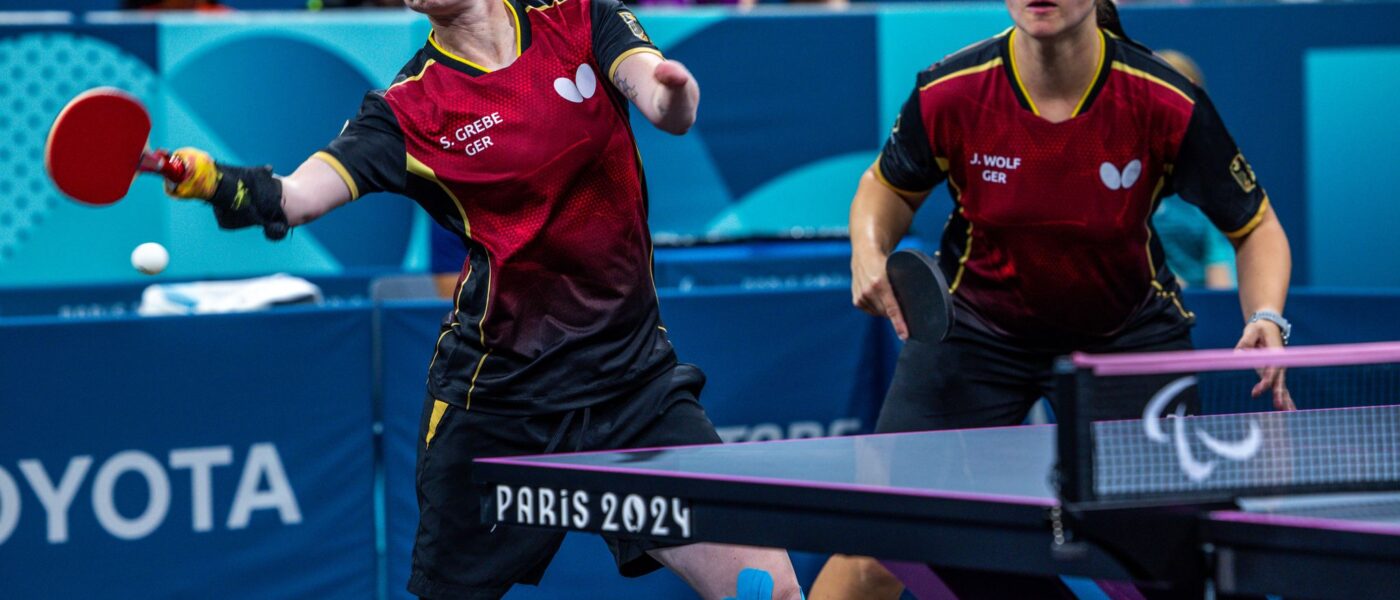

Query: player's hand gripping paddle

[44,87,188,205]
[885,249,954,342]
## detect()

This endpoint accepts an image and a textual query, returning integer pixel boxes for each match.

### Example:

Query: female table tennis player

[814,0,1293,597]
[163,0,802,598]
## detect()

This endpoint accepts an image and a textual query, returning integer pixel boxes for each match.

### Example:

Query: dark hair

[1096,0,1130,41]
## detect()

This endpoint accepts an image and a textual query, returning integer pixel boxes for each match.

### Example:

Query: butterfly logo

[554,64,597,104]
[1099,159,1142,190]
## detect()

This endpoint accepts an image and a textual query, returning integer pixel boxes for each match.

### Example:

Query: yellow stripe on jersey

[426,329,453,385]
[388,58,436,92]
[412,152,480,389]
[1111,61,1196,105]
[1069,29,1107,117]
[407,153,495,409]
[312,151,359,201]
[504,0,523,56]
[465,350,493,411]
[1224,196,1271,240]
[526,0,569,12]
[429,6,523,76]
[871,158,930,197]
[948,206,973,295]
[407,152,471,239]
[1144,174,1169,280]
[1008,29,1107,118]
[920,57,1004,92]
[1007,30,1039,115]
[608,47,664,83]
[428,32,493,73]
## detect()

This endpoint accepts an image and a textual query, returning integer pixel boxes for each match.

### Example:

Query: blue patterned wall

[2,4,1399,286]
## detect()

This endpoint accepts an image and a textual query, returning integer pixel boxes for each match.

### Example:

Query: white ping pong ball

[131,242,169,275]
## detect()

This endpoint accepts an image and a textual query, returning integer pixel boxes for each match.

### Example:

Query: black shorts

[408,363,721,600]
[876,313,1196,434]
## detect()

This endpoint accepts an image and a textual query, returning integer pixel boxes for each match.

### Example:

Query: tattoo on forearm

[614,76,639,102]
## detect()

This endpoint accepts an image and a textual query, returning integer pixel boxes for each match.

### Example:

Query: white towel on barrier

[138,274,322,316]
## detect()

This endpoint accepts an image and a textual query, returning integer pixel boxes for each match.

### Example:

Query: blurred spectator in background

[1154,49,1235,290]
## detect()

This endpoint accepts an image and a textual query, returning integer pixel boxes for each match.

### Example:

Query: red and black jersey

[877,29,1268,348]
[319,0,672,415]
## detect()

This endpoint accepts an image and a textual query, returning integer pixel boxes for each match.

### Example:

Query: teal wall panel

[1305,46,1400,286]
[0,29,162,286]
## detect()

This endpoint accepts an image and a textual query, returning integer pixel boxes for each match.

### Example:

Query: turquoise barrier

[2,4,1399,285]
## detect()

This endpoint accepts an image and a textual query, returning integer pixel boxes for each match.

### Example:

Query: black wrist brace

[209,164,290,241]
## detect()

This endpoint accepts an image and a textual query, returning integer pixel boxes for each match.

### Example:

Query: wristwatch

[1248,310,1291,345]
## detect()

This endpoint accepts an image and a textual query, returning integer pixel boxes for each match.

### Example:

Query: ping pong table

[475,346,1400,599]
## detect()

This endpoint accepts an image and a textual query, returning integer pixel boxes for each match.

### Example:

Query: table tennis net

[1058,342,1400,503]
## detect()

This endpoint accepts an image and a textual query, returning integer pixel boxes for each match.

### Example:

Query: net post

[1053,356,1093,504]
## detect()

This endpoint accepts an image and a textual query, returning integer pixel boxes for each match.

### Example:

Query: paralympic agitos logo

[1142,377,1263,482]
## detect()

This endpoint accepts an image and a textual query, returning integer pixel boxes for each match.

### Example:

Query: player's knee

[851,556,902,595]
[822,555,900,594]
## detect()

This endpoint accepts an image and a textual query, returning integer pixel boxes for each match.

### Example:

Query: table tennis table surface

[476,423,1400,599]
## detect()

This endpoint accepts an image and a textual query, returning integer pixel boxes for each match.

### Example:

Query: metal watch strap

[1249,310,1291,345]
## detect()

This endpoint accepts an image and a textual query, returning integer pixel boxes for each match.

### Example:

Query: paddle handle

[139,149,189,184]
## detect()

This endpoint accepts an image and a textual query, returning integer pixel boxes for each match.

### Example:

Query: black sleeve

[590,0,662,83]
[1171,89,1267,238]
[874,82,945,194]
[319,91,407,199]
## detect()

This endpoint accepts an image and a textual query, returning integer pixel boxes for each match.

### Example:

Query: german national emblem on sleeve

[618,11,650,43]
[1229,152,1258,193]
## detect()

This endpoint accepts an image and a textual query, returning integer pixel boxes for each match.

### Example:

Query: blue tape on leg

[724,567,775,600]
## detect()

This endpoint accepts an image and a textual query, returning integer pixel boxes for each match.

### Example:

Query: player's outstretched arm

[279,156,355,225]
[612,51,699,135]
[165,148,353,240]
[1233,205,1290,320]
[1231,204,1293,409]
[850,166,924,340]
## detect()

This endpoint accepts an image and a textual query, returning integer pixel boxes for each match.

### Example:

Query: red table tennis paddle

[886,249,955,342]
[44,87,188,206]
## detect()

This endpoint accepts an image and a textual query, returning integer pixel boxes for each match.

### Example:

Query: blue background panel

[1304,47,1400,287]
[0,307,377,599]
[1123,3,1400,288]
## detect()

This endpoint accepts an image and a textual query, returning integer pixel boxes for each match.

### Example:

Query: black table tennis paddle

[885,249,954,342]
